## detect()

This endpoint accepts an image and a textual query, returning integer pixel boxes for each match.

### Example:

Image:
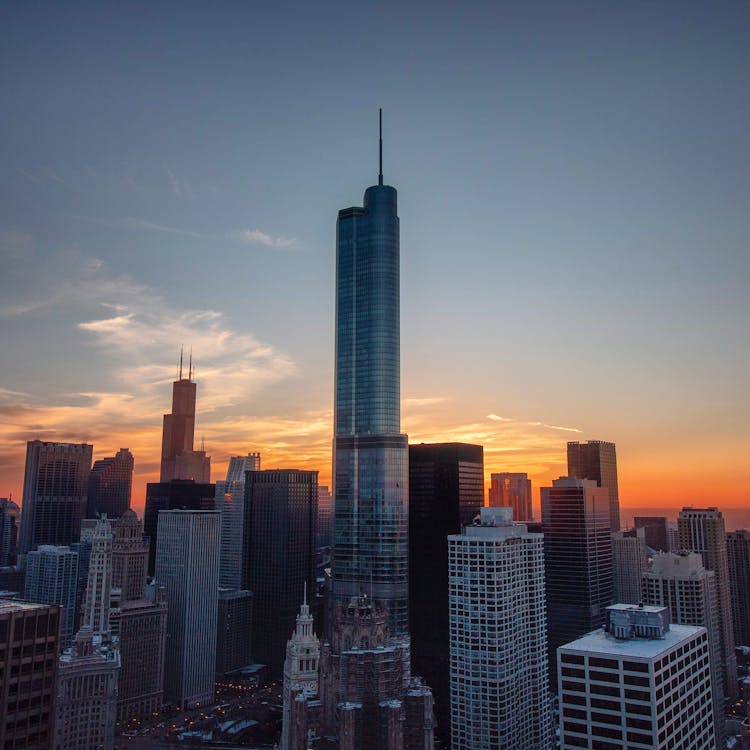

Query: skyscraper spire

[188,347,193,381]
[179,345,184,380]
[378,107,383,186]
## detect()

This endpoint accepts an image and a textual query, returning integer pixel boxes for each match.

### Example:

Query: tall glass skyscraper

[332,115,409,637]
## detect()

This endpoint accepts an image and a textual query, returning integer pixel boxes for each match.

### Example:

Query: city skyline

[1,2,749,517]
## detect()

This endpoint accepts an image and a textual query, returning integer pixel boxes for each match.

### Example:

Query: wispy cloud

[486,413,512,422]
[402,396,447,408]
[233,229,296,248]
[165,166,191,199]
[120,217,201,237]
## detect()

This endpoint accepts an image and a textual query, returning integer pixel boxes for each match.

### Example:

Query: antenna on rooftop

[378,108,383,186]
[179,345,184,380]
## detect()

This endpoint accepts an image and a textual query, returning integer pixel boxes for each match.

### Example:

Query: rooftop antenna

[179,345,184,380]
[378,108,383,186]
[201,435,205,452]
[303,580,307,607]
[188,347,193,381]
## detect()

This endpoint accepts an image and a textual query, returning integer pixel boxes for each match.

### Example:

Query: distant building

[409,441,484,739]
[160,355,210,483]
[215,454,260,589]
[567,440,620,532]
[24,545,79,647]
[642,551,724,746]
[87,448,134,519]
[0,497,20,566]
[611,528,650,604]
[317,485,333,549]
[726,529,750,648]
[216,588,253,676]
[488,471,533,520]
[156,509,220,709]
[243,470,317,676]
[111,509,148,603]
[558,605,714,750]
[20,441,93,554]
[634,516,669,552]
[678,507,737,696]
[144,480,215,576]
[81,517,113,637]
[541,477,613,684]
[449,507,552,749]
[0,599,61,749]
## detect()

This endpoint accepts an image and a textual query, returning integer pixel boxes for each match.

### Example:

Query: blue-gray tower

[332,111,409,637]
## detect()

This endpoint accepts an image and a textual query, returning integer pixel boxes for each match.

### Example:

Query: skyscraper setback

[87,448,134,518]
[332,113,408,637]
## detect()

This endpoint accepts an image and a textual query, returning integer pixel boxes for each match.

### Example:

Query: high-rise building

[558,605,714,750]
[541,477,613,684]
[611,528,650,604]
[54,625,120,750]
[111,509,148,603]
[332,118,408,638]
[144,479,215,576]
[24,545,79,647]
[727,529,750,648]
[111,589,168,723]
[160,354,210,483]
[409,441,484,737]
[20,441,93,554]
[0,599,60,749]
[215,454,260,589]
[317,484,333,549]
[634,516,669,552]
[243,469,317,675]
[567,440,620,532]
[215,588,253,676]
[642,551,724,746]
[87,448,134,519]
[448,507,552,750]
[678,507,737,696]
[0,498,20,566]
[81,516,113,637]
[155,509,220,709]
[488,471,533,521]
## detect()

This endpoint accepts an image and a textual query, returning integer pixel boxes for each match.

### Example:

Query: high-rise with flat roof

[558,605,715,750]
[541,477,613,684]
[20,441,92,554]
[634,516,669,552]
[24,545,79,647]
[678,507,737,697]
[243,469,317,675]
[409,441,484,738]
[87,448,134,519]
[0,599,60,749]
[567,440,620,532]
[726,530,750,648]
[0,498,20,566]
[156,509,220,709]
[449,507,552,749]
[611,528,650,604]
[488,471,533,521]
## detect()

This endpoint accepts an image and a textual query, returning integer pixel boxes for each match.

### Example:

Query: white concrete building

[558,604,715,750]
[155,509,220,709]
[448,507,552,749]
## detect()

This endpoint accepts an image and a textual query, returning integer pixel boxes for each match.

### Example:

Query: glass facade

[333,183,409,637]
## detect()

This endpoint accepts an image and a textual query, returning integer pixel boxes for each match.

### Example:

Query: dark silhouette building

[567,440,620,532]
[87,448,134,519]
[541,477,613,685]
[144,480,215,576]
[20,441,92,554]
[634,515,669,552]
[727,529,750,648]
[243,470,317,676]
[216,588,253,676]
[408,441,483,739]
[0,498,19,566]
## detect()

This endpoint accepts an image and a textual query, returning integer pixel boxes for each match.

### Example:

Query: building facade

[678,507,737,697]
[243,469,317,675]
[726,529,750,648]
[448,507,552,749]
[216,588,253,676]
[87,448,134,519]
[24,545,79,648]
[20,441,93,554]
[634,516,669,552]
[488,471,533,521]
[155,509,220,709]
[409,442,484,739]
[111,509,148,603]
[567,440,620,532]
[611,528,650,604]
[541,477,613,684]
[558,605,715,750]
[0,498,20,566]
[0,599,60,749]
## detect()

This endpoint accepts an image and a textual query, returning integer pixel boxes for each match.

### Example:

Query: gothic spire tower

[332,111,409,636]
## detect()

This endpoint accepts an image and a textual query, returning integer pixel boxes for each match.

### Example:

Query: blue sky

[1,1,748,513]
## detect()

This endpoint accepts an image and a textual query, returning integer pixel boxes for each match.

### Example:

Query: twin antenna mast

[178,346,193,381]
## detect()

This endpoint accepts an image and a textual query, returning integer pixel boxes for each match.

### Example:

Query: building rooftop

[560,622,706,659]
[0,598,56,614]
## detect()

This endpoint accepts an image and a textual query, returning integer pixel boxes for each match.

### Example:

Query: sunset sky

[1,2,748,523]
